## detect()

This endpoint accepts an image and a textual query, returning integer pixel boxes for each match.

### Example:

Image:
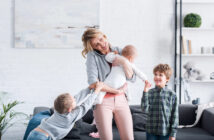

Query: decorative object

[14,0,100,48]
[182,36,187,54]
[184,13,202,28]
[201,46,205,54]
[0,92,28,140]
[192,98,200,105]
[183,61,205,81]
[210,72,214,80]
[183,80,191,103]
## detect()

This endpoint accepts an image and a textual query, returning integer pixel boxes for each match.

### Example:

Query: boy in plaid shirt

[141,64,178,140]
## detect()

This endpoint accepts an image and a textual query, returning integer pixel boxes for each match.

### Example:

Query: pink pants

[93,94,134,140]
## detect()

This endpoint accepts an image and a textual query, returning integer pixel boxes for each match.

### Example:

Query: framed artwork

[14,0,100,48]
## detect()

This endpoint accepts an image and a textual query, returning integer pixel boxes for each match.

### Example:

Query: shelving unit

[177,54,214,57]
[182,27,214,31]
[175,0,214,104]
[189,80,214,83]
[177,0,214,4]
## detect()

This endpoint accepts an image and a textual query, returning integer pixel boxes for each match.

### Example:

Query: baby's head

[54,93,76,114]
[121,45,137,63]
[153,64,172,88]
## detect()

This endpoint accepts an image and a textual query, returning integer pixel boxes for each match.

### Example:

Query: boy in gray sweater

[27,82,104,140]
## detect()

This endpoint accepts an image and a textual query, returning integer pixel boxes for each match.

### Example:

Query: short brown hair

[54,93,73,114]
[153,64,172,79]
[121,45,137,57]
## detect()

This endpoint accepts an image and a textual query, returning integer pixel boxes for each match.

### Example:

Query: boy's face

[68,96,76,112]
[154,71,169,88]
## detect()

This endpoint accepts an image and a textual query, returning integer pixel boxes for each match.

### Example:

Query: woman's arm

[89,82,126,94]
[113,56,135,79]
[86,52,98,85]
[86,52,124,94]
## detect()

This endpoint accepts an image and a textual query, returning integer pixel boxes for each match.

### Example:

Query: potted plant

[0,92,27,140]
[184,13,202,28]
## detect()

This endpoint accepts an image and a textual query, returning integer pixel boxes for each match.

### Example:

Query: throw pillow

[132,113,147,131]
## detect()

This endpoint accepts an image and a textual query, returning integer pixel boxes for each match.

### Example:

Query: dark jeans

[146,132,169,140]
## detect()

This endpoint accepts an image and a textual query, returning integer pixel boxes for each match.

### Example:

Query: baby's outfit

[94,52,147,104]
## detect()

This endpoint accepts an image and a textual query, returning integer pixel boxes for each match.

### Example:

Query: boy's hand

[94,81,104,94]
[144,80,151,92]
[169,137,175,140]
[89,83,96,89]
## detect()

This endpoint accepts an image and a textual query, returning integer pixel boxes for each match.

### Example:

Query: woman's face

[90,34,110,54]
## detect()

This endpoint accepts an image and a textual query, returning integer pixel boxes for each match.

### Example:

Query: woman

[82,28,136,140]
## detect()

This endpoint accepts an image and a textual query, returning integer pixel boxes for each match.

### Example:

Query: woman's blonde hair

[81,28,107,58]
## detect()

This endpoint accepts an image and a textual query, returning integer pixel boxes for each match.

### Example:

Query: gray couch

[32,104,214,140]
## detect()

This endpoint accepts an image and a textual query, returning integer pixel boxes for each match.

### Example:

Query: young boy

[141,64,178,140]
[27,82,104,140]
[93,45,148,104]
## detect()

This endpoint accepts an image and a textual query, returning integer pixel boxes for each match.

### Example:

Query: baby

[94,45,148,104]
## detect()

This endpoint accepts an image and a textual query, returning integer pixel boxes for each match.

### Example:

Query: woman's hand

[144,80,151,92]
[89,82,97,89]
[117,83,128,94]
[113,55,134,79]
[94,81,104,94]
[112,55,126,66]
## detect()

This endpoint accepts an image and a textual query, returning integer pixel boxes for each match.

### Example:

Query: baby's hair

[153,64,172,79]
[121,45,137,57]
[54,93,73,114]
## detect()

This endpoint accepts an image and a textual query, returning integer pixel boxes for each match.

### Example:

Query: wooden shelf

[177,54,214,57]
[189,80,214,83]
[177,27,214,31]
[182,54,214,57]
[177,0,214,4]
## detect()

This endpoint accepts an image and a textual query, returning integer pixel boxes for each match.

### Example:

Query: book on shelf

[182,36,187,54]
[187,39,192,54]
[182,36,192,54]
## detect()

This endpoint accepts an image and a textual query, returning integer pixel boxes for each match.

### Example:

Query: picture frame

[13,0,100,49]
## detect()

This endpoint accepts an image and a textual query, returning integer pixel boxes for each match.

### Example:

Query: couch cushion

[132,113,147,131]
[179,104,197,125]
[82,109,94,124]
[177,127,214,140]
[130,105,142,114]
[134,131,146,140]
[201,107,214,136]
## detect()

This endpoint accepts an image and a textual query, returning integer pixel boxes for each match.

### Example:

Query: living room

[0,0,214,140]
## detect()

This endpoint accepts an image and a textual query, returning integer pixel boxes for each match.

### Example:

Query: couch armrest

[201,107,214,136]
[33,106,51,116]
[179,104,197,125]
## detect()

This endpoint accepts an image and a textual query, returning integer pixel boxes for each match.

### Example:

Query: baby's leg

[93,92,106,105]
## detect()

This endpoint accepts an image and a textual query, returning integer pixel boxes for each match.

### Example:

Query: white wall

[0,0,175,115]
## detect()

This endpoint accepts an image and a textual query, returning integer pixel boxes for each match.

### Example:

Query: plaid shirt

[141,86,179,137]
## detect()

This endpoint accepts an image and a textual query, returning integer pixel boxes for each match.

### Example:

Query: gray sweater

[39,88,97,140]
[86,46,136,85]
